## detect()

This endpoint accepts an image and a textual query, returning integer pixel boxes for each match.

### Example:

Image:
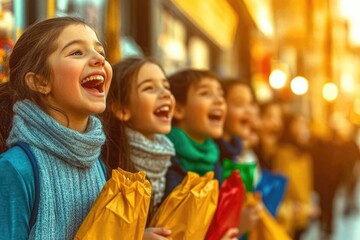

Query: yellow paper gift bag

[74,168,152,240]
[150,171,219,240]
[247,192,292,240]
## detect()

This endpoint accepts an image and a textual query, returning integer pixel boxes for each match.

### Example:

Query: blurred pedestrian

[272,112,319,240]
[254,100,284,171]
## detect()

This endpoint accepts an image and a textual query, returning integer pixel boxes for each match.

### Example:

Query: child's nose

[214,94,225,104]
[91,52,105,67]
[159,88,171,99]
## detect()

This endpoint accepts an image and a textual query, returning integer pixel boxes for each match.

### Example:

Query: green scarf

[166,127,219,176]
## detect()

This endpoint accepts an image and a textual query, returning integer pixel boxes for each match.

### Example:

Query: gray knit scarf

[7,100,106,240]
[126,128,175,212]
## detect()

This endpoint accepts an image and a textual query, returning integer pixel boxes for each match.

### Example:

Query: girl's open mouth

[81,75,105,93]
[154,105,171,120]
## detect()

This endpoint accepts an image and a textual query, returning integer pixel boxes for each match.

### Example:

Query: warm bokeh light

[165,40,185,61]
[353,98,360,115]
[339,0,354,19]
[252,74,273,103]
[339,0,360,45]
[259,14,274,37]
[243,0,274,37]
[340,73,355,94]
[349,20,360,45]
[290,76,308,95]
[322,82,338,102]
[269,69,287,89]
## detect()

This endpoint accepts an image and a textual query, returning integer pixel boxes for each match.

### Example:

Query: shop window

[188,36,209,69]
[0,1,15,83]
[56,0,106,40]
[158,10,187,75]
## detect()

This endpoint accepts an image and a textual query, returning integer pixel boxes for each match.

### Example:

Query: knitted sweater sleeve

[0,147,35,239]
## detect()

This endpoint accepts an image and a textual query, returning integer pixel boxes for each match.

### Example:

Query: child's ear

[173,103,185,120]
[25,72,51,95]
[111,102,131,121]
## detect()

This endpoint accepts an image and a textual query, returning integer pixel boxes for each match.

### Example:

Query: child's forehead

[192,77,221,88]
[227,83,251,95]
[56,24,100,47]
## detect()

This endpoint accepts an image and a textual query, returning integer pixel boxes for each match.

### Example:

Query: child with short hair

[102,57,175,239]
[165,69,239,239]
[0,17,113,239]
[165,69,226,190]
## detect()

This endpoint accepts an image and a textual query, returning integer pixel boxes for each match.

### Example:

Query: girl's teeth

[156,106,170,113]
[81,75,104,84]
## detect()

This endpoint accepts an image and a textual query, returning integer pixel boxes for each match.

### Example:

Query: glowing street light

[269,69,287,89]
[290,76,308,95]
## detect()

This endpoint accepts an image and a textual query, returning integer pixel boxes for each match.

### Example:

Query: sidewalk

[302,183,360,240]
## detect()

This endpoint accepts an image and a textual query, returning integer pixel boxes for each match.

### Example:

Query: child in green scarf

[165,69,227,190]
[165,69,240,239]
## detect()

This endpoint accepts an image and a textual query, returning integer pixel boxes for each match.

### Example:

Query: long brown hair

[0,17,93,153]
[101,57,165,172]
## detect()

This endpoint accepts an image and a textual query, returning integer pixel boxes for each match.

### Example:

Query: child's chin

[158,127,171,135]
[209,130,223,139]
[91,105,107,114]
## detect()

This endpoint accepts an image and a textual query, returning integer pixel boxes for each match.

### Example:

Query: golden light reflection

[290,76,308,95]
[323,83,338,102]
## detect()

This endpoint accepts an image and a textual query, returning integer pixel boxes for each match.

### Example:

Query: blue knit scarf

[7,100,106,239]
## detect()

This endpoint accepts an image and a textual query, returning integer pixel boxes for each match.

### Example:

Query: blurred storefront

[122,0,240,76]
[240,0,275,103]
[0,0,24,83]
[36,0,110,44]
[3,0,360,133]
[269,0,360,135]
[25,0,122,63]
[239,0,360,135]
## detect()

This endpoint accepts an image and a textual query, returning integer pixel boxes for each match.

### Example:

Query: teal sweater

[0,100,107,239]
[0,146,107,239]
[0,146,35,239]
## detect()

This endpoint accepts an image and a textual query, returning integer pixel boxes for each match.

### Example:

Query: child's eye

[199,90,211,96]
[98,51,106,57]
[143,86,154,91]
[70,50,83,56]
[163,83,170,90]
